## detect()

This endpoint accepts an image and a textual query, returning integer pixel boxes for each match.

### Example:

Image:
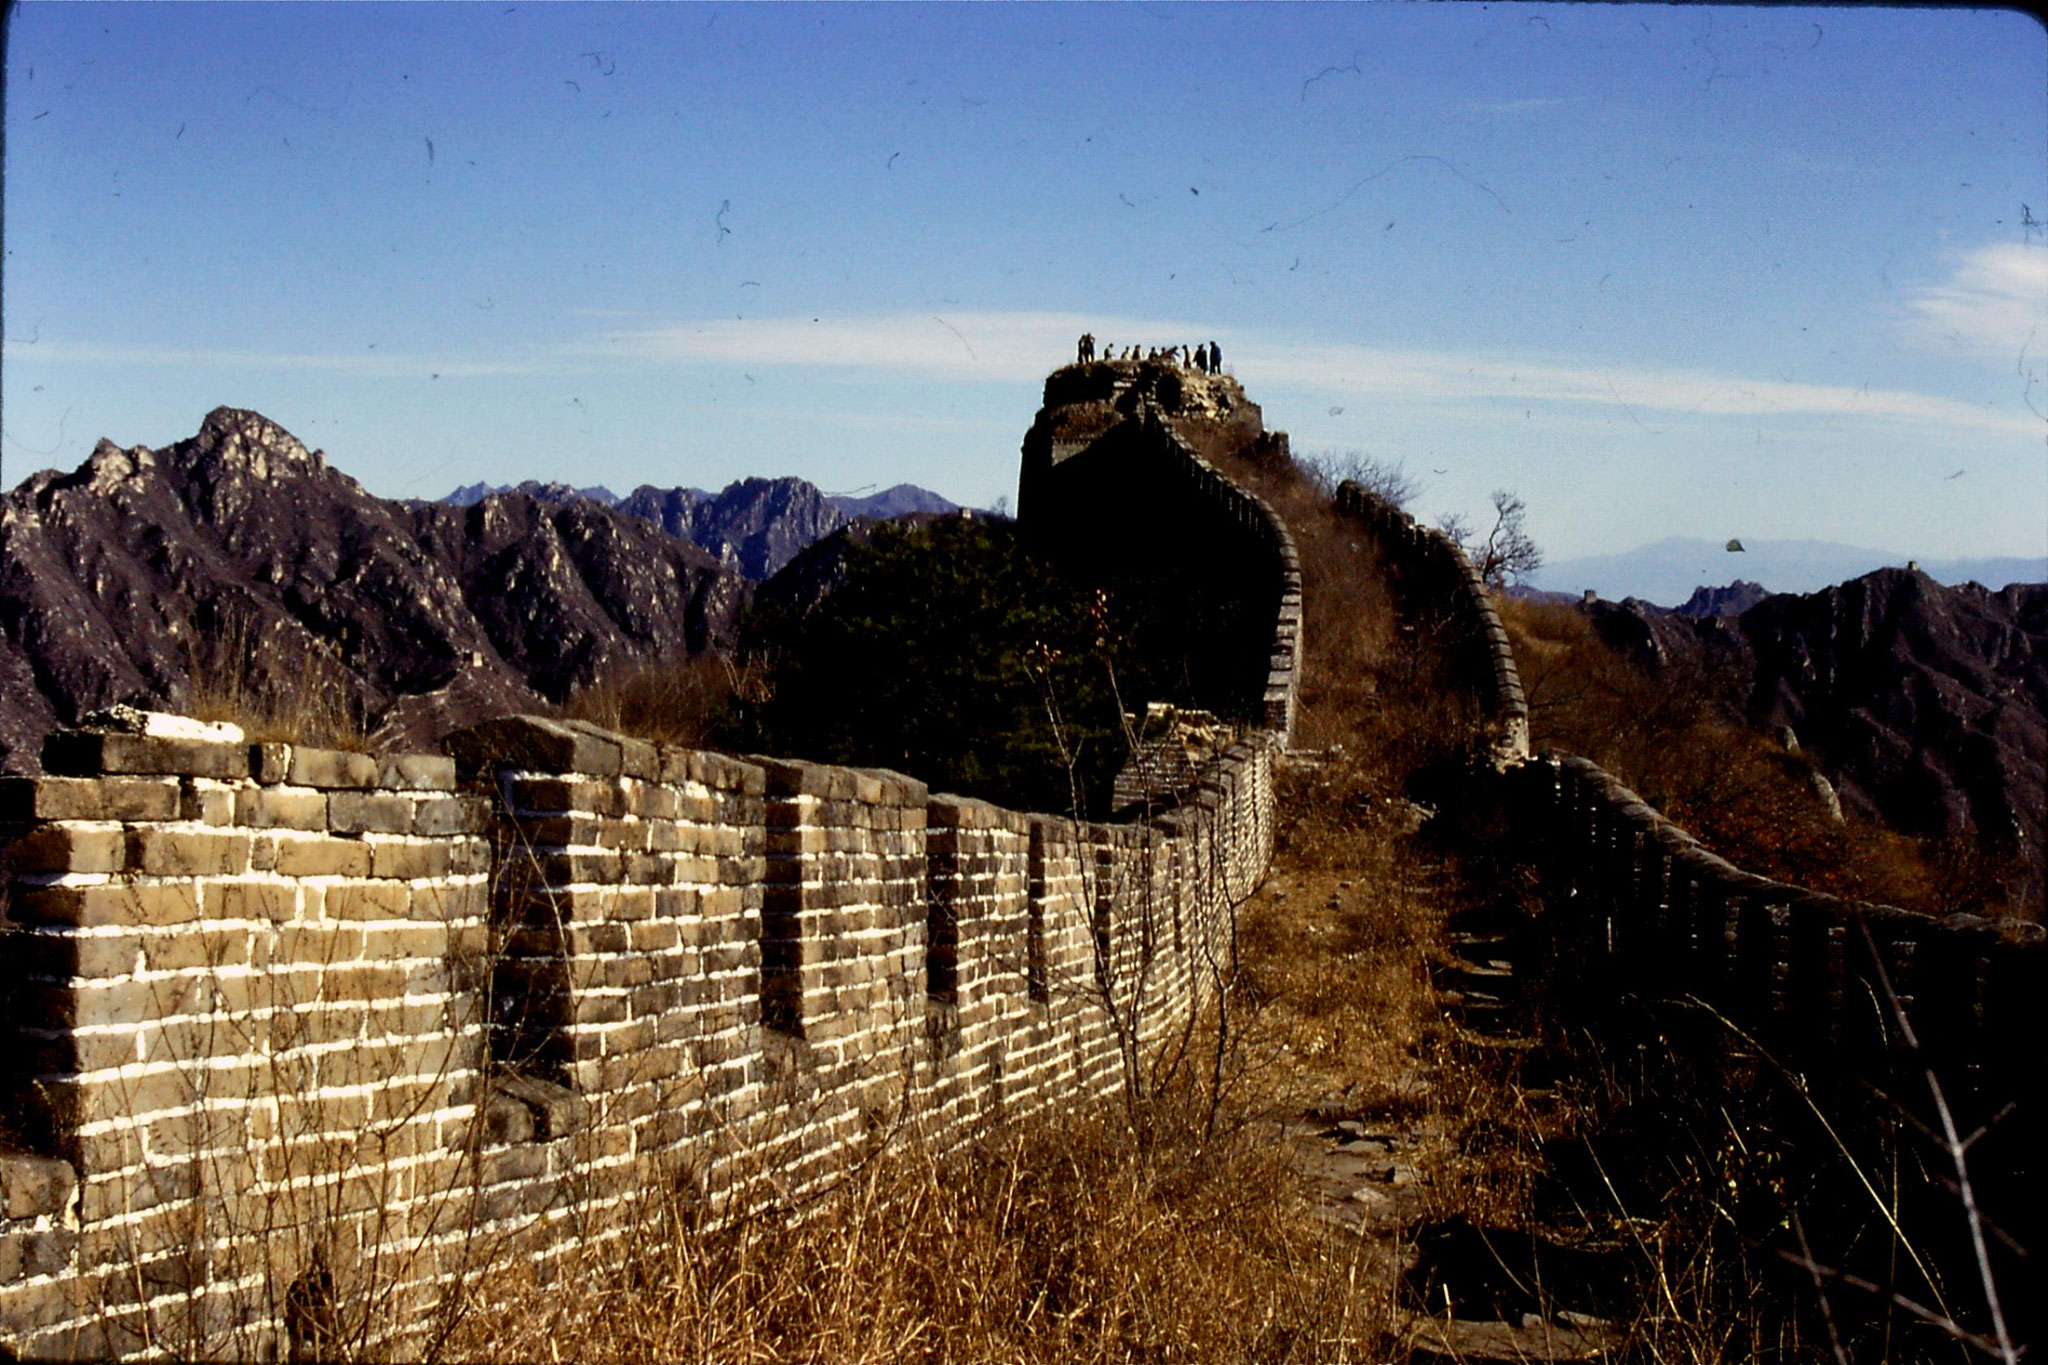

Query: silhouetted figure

[1198,342,1214,372]
[1077,332,1095,363]
[1208,340,1222,371]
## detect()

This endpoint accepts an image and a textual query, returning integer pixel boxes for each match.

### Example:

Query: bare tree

[1303,450,1417,508]
[1439,489,1541,588]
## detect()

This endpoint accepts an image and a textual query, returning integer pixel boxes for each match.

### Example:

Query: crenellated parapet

[1339,474,2040,1141]
[1512,754,2045,1093]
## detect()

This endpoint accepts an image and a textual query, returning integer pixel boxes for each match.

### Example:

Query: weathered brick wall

[1513,755,2045,1106]
[0,712,1280,1361]
[1346,475,2041,1111]
[2,371,1304,1361]
[1021,404,1302,743]
[0,733,491,1361]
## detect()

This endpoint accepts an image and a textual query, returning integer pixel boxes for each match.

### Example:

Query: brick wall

[0,733,491,1360]
[1513,755,2045,1107]
[2,370,1303,1361]
[0,710,1280,1360]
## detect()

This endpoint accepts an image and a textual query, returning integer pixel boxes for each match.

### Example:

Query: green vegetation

[730,516,1183,818]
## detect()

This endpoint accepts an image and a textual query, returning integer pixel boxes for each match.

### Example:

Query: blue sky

[4,2,2044,569]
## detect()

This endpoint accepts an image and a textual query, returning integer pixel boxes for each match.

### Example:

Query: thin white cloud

[1244,339,2045,438]
[587,311,1196,383]
[14,312,2039,442]
[1902,242,2048,357]
[595,310,2041,439]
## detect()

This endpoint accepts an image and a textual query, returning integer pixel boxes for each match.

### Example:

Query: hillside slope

[0,408,744,768]
[1585,568,2047,910]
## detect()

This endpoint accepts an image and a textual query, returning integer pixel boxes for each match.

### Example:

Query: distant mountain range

[0,410,745,767]
[1531,537,2047,610]
[440,479,960,579]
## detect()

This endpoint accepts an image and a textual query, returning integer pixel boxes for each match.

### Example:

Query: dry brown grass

[1501,594,2020,917]
[561,653,741,749]
[450,1084,1402,1364]
[183,605,369,750]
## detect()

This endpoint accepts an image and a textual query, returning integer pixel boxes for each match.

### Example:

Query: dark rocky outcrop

[0,409,744,768]
[1671,579,1769,619]
[1584,568,2048,909]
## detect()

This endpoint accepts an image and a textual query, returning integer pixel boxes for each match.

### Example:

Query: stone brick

[322,882,412,921]
[557,719,656,780]
[693,750,767,794]
[0,1154,78,1220]
[178,779,236,826]
[369,839,453,880]
[327,791,414,835]
[201,880,297,924]
[413,795,488,837]
[502,774,625,817]
[0,776,179,823]
[481,1090,534,1144]
[142,927,254,973]
[378,753,457,791]
[125,827,251,877]
[232,787,328,830]
[756,757,831,798]
[357,922,446,962]
[408,880,487,924]
[286,746,379,789]
[41,731,250,782]
[250,742,292,784]
[4,824,125,874]
[0,1227,78,1280]
[272,835,373,879]
[478,1142,550,1188]
[11,880,201,929]
[445,714,622,778]
[494,1071,587,1138]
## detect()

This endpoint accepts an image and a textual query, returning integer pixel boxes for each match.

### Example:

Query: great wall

[1,359,2039,1359]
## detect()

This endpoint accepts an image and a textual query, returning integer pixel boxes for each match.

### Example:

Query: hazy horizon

[5,3,2044,564]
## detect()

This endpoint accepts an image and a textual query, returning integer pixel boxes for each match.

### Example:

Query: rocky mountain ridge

[0,409,745,768]
[1583,568,2047,912]
[442,477,960,579]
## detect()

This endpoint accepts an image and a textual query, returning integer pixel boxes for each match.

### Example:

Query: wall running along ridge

[1023,393,1301,741]
[0,420,1301,1361]
[1339,482,2043,1177]
[1333,481,1527,762]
